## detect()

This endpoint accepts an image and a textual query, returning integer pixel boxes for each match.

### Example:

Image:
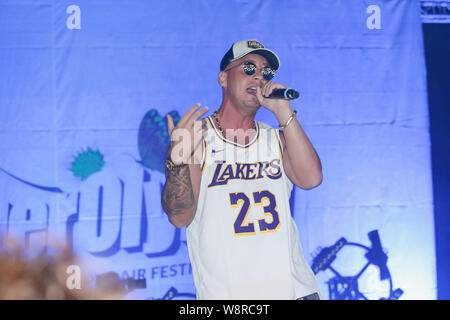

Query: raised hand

[166,103,208,165]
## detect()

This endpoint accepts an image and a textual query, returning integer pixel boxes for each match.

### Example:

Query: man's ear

[218,71,227,88]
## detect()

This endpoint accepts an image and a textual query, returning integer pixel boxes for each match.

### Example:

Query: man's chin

[244,103,261,110]
[245,96,261,108]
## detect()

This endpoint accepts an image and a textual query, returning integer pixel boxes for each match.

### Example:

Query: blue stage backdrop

[0,0,436,299]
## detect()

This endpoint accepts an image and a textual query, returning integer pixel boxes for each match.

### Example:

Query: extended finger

[192,106,209,123]
[166,114,175,136]
[179,103,202,126]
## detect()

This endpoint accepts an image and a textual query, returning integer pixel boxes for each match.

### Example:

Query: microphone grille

[286,89,299,100]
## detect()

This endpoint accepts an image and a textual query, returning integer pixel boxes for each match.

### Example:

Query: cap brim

[250,49,280,71]
[230,48,280,71]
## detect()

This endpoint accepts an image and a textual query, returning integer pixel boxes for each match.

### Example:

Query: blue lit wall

[0,0,436,299]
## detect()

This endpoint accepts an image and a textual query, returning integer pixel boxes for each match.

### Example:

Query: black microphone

[269,88,299,100]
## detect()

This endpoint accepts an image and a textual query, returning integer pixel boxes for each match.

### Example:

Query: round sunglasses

[224,61,276,81]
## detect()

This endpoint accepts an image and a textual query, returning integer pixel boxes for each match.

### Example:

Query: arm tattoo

[161,149,195,217]
[162,119,206,217]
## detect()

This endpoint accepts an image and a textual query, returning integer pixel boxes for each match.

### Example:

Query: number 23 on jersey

[229,190,280,236]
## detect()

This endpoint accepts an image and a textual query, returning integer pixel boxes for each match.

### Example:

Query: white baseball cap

[220,39,280,71]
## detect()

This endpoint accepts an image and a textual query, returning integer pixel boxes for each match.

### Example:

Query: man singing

[162,39,322,300]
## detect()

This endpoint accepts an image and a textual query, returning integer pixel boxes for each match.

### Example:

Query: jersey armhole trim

[274,129,284,158]
[200,137,207,174]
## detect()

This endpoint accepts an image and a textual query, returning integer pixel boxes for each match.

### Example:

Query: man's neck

[216,102,259,131]
[215,101,259,145]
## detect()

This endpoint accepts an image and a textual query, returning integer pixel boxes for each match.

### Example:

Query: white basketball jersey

[186,116,320,300]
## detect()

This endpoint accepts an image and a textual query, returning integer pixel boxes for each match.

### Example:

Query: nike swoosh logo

[211,149,224,154]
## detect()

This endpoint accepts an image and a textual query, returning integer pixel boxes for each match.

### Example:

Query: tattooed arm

[161,155,201,228]
[161,104,207,228]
